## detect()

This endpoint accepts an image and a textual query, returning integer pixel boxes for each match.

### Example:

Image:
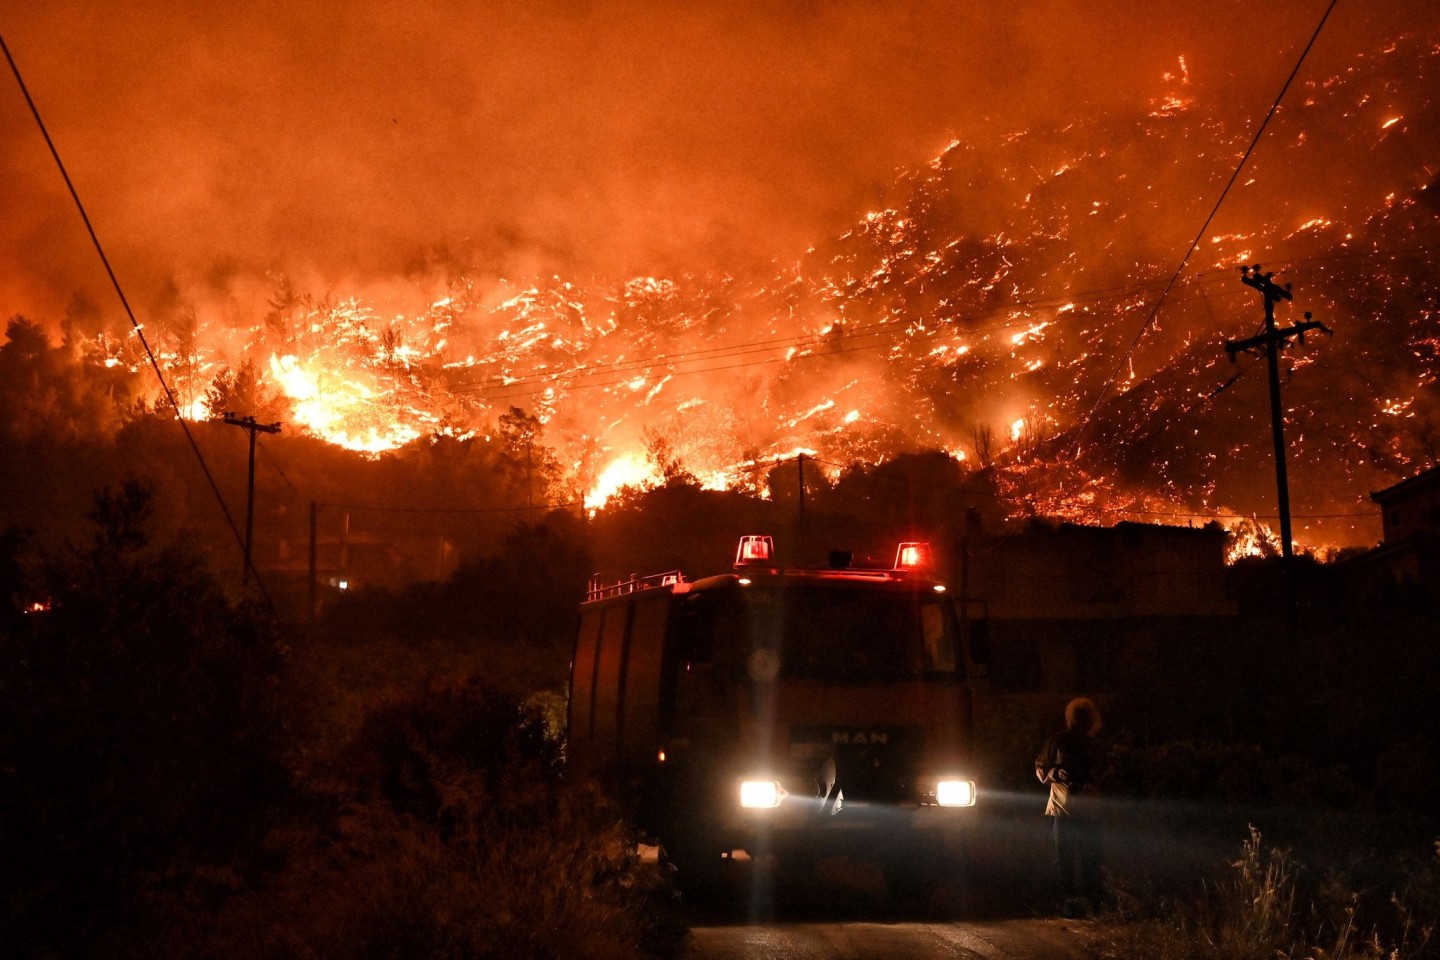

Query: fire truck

[568,534,985,894]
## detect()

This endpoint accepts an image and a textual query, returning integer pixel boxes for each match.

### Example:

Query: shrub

[0,485,290,957]
[139,679,681,960]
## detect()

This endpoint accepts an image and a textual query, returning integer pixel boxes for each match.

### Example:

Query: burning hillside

[11,17,1440,554]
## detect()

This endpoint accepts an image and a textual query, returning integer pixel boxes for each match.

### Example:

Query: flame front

[587,454,659,510]
[269,354,422,454]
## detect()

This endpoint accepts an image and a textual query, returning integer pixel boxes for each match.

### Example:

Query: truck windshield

[683,583,958,681]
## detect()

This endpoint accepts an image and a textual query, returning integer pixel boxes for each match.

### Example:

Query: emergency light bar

[735,535,775,566]
[895,542,932,570]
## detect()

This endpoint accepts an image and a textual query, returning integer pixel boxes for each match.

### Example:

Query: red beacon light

[894,542,932,571]
[735,534,775,567]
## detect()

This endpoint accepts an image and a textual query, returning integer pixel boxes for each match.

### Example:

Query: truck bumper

[712,799,970,861]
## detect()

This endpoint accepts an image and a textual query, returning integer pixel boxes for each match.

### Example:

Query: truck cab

[568,535,982,891]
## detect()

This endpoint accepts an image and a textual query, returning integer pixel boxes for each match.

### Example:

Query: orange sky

[1,1,1434,324]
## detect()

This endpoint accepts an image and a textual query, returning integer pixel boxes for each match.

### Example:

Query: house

[1371,464,1440,543]
[960,518,1237,693]
[1351,464,1440,595]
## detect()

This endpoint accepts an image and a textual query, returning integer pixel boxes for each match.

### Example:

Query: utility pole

[223,413,282,586]
[309,501,319,627]
[525,439,534,511]
[1224,266,1330,561]
[796,453,806,528]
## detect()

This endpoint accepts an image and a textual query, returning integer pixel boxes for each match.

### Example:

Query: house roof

[1370,463,1440,504]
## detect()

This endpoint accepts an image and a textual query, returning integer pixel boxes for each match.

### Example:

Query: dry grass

[1094,827,1436,960]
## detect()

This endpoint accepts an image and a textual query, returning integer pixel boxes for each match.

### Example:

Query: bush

[140,679,681,960]
[1107,738,1362,809]
[0,485,290,957]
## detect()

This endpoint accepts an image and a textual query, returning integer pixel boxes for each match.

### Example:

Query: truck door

[569,605,605,773]
[590,602,631,768]
[618,595,669,768]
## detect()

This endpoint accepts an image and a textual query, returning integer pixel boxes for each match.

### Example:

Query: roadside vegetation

[0,486,680,959]
[5,452,1439,957]
[1093,825,1436,960]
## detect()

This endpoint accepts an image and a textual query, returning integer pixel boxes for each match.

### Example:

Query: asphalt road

[668,788,1244,959]
[669,778,1425,958]
[668,800,1106,960]
[683,918,1102,960]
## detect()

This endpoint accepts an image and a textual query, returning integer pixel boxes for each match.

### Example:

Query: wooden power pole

[309,500,319,627]
[223,413,282,586]
[1225,266,1330,561]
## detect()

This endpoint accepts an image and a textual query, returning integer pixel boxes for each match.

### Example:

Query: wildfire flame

[50,24,1436,559]
[268,354,423,454]
[586,454,659,510]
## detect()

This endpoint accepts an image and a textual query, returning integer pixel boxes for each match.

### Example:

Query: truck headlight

[739,779,785,808]
[935,779,976,807]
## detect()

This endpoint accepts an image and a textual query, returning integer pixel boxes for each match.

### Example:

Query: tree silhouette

[0,481,289,955]
[1,315,137,440]
[204,357,286,421]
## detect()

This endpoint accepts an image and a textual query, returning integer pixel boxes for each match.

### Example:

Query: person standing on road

[1035,697,1108,917]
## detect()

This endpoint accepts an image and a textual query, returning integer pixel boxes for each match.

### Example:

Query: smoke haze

[5,0,1422,317]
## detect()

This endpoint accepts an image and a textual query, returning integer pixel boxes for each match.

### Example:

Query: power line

[1097,507,1371,521]
[1069,0,1342,449]
[448,244,1436,405]
[735,453,1374,524]
[322,498,584,515]
[1,30,279,611]
[450,278,1179,397]
[458,281,1234,403]
[256,437,304,498]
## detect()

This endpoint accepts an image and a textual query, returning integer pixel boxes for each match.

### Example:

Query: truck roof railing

[586,570,686,601]
[585,536,939,602]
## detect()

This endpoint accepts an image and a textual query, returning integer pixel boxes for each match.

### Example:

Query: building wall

[962,520,1236,695]
[969,521,1234,622]
[1374,468,1440,544]
[980,614,1238,695]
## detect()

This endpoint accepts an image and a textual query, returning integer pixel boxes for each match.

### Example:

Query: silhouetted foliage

[142,680,679,960]
[498,406,563,507]
[0,482,290,957]
[317,509,591,685]
[0,315,138,441]
[204,358,286,422]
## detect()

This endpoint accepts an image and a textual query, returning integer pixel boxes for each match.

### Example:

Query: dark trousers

[1052,816,1103,903]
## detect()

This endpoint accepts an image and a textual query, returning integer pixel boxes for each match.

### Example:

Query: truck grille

[788,725,921,804]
